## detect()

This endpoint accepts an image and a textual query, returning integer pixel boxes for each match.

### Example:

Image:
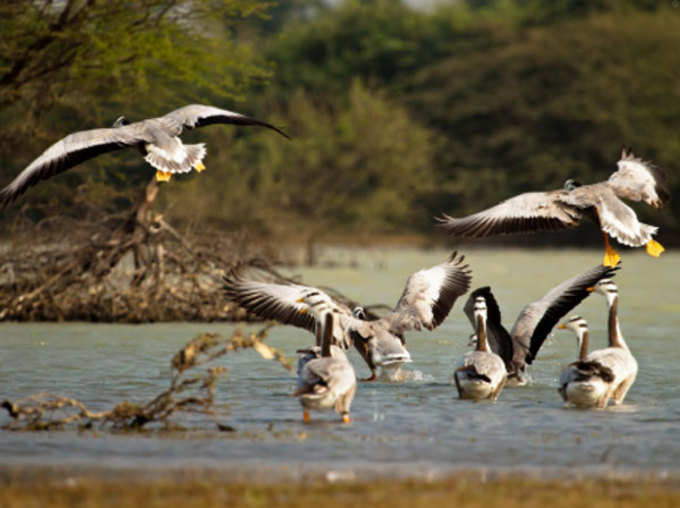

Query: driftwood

[0,178,388,322]
[1,326,292,431]
[0,179,284,322]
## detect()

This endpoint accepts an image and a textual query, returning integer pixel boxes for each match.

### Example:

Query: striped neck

[578,329,589,361]
[475,314,489,353]
[608,296,628,350]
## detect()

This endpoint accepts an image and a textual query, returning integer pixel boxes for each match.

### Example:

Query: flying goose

[0,104,290,207]
[588,278,638,405]
[223,252,472,380]
[463,263,619,385]
[454,296,507,400]
[294,312,357,423]
[438,148,669,267]
[556,316,615,408]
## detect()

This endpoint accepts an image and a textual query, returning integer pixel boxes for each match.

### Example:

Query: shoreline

[2,464,680,507]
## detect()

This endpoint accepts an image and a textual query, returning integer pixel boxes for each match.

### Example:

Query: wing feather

[0,125,147,207]
[388,251,472,333]
[164,104,291,139]
[437,190,581,238]
[223,268,321,332]
[521,263,621,364]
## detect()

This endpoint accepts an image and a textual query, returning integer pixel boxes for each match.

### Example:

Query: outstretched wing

[387,251,472,335]
[0,124,148,207]
[520,263,621,365]
[437,190,581,238]
[164,104,290,139]
[463,287,514,369]
[223,268,325,332]
[607,147,670,208]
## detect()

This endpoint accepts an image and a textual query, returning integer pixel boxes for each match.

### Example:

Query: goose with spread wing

[438,148,669,267]
[463,263,619,385]
[0,104,290,207]
[454,296,507,400]
[294,312,356,423]
[223,252,472,380]
[556,316,616,408]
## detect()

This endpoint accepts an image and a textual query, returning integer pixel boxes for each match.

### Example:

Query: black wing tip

[0,188,15,209]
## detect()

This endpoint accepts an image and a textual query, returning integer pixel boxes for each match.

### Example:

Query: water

[1,248,679,479]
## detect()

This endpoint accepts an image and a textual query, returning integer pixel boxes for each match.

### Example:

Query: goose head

[353,306,367,320]
[112,116,130,128]
[473,295,487,322]
[557,315,588,350]
[593,278,619,306]
[563,179,583,191]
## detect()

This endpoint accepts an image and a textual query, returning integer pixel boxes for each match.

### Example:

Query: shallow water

[1,248,679,478]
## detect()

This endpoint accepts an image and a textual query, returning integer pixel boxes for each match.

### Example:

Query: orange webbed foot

[155,170,172,182]
[646,239,665,258]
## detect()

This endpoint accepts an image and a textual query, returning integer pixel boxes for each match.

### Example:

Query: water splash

[379,366,432,382]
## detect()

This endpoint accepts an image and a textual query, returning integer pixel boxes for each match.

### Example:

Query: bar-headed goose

[224,252,471,380]
[438,148,669,267]
[464,263,619,385]
[454,296,507,400]
[556,316,615,408]
[589,278,638,405]
[294,312,356,423]
[0,104,290,207]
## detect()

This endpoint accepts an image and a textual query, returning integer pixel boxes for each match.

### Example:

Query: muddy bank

[1,465,679,508]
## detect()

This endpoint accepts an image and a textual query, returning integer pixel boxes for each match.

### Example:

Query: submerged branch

[1,326,293,431]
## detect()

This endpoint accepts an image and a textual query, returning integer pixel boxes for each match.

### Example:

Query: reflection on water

[1,248,679,477]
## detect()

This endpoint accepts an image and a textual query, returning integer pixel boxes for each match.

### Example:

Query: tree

[0,0,271,219]
[163,80,438,261]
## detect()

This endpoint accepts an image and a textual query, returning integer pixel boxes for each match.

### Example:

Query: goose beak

[194,161,206,172]
[296,297,308,313]
[586,286,595,292]
[557,324,566,330]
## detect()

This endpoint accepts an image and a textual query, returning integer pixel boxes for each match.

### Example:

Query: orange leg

[194,161,206,172]
[341,413,351,424]
[602,233,621,267]
[302,410,311,423]
[360,370,377,382]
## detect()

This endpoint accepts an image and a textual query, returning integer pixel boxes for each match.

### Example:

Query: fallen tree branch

[2,326,292,431]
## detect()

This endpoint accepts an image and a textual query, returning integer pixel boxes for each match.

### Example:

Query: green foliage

[0,0,271,218]
[1,0,678,245]
[163,80,436,236]
[408,8,680,230]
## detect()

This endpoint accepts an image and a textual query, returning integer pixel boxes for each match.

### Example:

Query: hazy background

[1,0,677,248]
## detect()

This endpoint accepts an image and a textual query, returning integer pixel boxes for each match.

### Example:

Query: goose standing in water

[0,104,290,207]
[589,278,638,405]
[463,263,619,385]
[294,312,356,423]
[556,316,615,408]
[454,296,507,400]
[438,148,669,267]
[224,252,472,380]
